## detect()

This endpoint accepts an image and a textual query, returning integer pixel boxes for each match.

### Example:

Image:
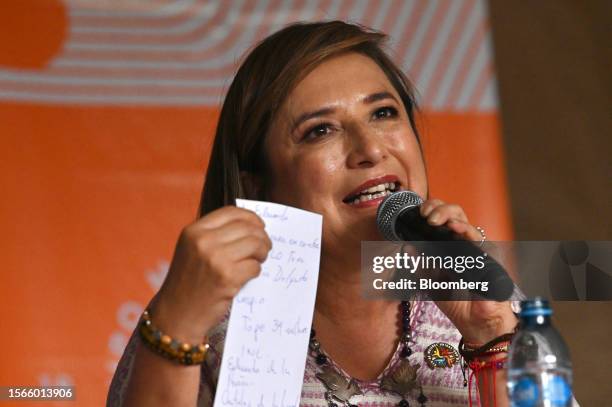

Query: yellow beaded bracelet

[138,309,209,365]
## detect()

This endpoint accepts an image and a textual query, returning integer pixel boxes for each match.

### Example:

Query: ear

[240,171,265,200]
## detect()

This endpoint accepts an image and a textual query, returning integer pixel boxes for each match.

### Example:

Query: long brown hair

[198,21,420,217]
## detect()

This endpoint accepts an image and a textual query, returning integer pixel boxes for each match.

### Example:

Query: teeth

[349,182,398,205]
[361,182,396,195]
[351,189,393,204]
[365,184,386,193]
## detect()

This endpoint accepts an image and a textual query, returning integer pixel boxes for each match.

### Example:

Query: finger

[420,199,445,217]
[447,219,482,242]
[427,204,469,225]
[195,206,265,230]
[214,259,262,299]
[211,219,269,245]
[234,258,262,282]
[222,235,272,263]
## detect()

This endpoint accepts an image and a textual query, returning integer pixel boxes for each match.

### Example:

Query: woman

[108,21,520,406]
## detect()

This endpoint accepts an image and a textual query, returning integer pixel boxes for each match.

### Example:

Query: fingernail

[429,213,440,224]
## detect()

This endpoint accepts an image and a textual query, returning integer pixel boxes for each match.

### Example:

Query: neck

[311,250,405,381]
[314,250,397,327]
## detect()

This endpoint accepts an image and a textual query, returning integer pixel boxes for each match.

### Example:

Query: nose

[345,123,387,168]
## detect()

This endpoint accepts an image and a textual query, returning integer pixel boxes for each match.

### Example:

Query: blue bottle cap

[520,297,553,317]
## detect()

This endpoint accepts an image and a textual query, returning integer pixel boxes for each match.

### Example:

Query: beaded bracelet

[467,356,508,372]
[458,322,519,362]
[138,309,209,366]
[458,325,518,407]
[464,340,510,356]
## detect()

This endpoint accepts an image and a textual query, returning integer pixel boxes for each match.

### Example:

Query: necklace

[310,301,428,407]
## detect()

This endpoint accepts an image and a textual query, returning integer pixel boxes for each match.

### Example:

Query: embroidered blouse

[109,288,584,407]
[109,300,500,406]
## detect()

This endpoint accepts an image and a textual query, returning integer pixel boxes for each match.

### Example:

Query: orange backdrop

[0,1,511,405]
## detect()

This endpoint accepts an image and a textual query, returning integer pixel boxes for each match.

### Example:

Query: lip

[343,174,401,207]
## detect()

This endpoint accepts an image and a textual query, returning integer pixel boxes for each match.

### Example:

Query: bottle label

[511,375,571,407]
[544,375,572,406]
[512,377,540,407]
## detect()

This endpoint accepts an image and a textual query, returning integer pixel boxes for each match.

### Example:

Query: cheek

[269,148,344,207]
[298,153,344,199]
[391,133,422,162]
[388,129,428,192]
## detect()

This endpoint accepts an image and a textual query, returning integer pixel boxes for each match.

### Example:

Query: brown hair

[198,20,420,217]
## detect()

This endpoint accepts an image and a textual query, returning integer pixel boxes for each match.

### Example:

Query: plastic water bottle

[507,298,573,407]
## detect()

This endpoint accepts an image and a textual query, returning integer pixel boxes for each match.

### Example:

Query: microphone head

[376,190,423,241]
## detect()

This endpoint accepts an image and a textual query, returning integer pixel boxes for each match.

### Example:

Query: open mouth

[343,180,399,206]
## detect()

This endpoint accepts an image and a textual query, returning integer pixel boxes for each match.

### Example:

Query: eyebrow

[290,91,399,133]
[363,91,399,105]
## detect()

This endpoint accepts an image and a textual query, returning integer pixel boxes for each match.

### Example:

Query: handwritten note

[213,199,323,407]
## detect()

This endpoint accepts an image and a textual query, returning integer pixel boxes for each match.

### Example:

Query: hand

[150,206,272,342]
[419,199,517,344]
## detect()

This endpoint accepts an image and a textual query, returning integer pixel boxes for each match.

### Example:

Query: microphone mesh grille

[376,191,423,241]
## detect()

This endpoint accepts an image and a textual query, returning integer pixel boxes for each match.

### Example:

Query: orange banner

[0,1,511,405]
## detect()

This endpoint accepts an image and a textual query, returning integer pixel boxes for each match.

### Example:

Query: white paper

[213,199,323,407]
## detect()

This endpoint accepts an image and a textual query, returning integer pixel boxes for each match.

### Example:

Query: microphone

[376,191,514,301]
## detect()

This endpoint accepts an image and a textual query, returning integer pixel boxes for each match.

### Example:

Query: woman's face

[262,52,427,254]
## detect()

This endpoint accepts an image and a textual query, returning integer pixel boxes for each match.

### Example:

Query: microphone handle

[394,206,460,241]
[394,206,514,301]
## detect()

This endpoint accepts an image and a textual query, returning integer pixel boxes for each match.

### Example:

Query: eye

[373,106,398,120]
[302,123,333,142]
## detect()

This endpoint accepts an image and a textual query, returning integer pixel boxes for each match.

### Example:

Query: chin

[351,220,384,242]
